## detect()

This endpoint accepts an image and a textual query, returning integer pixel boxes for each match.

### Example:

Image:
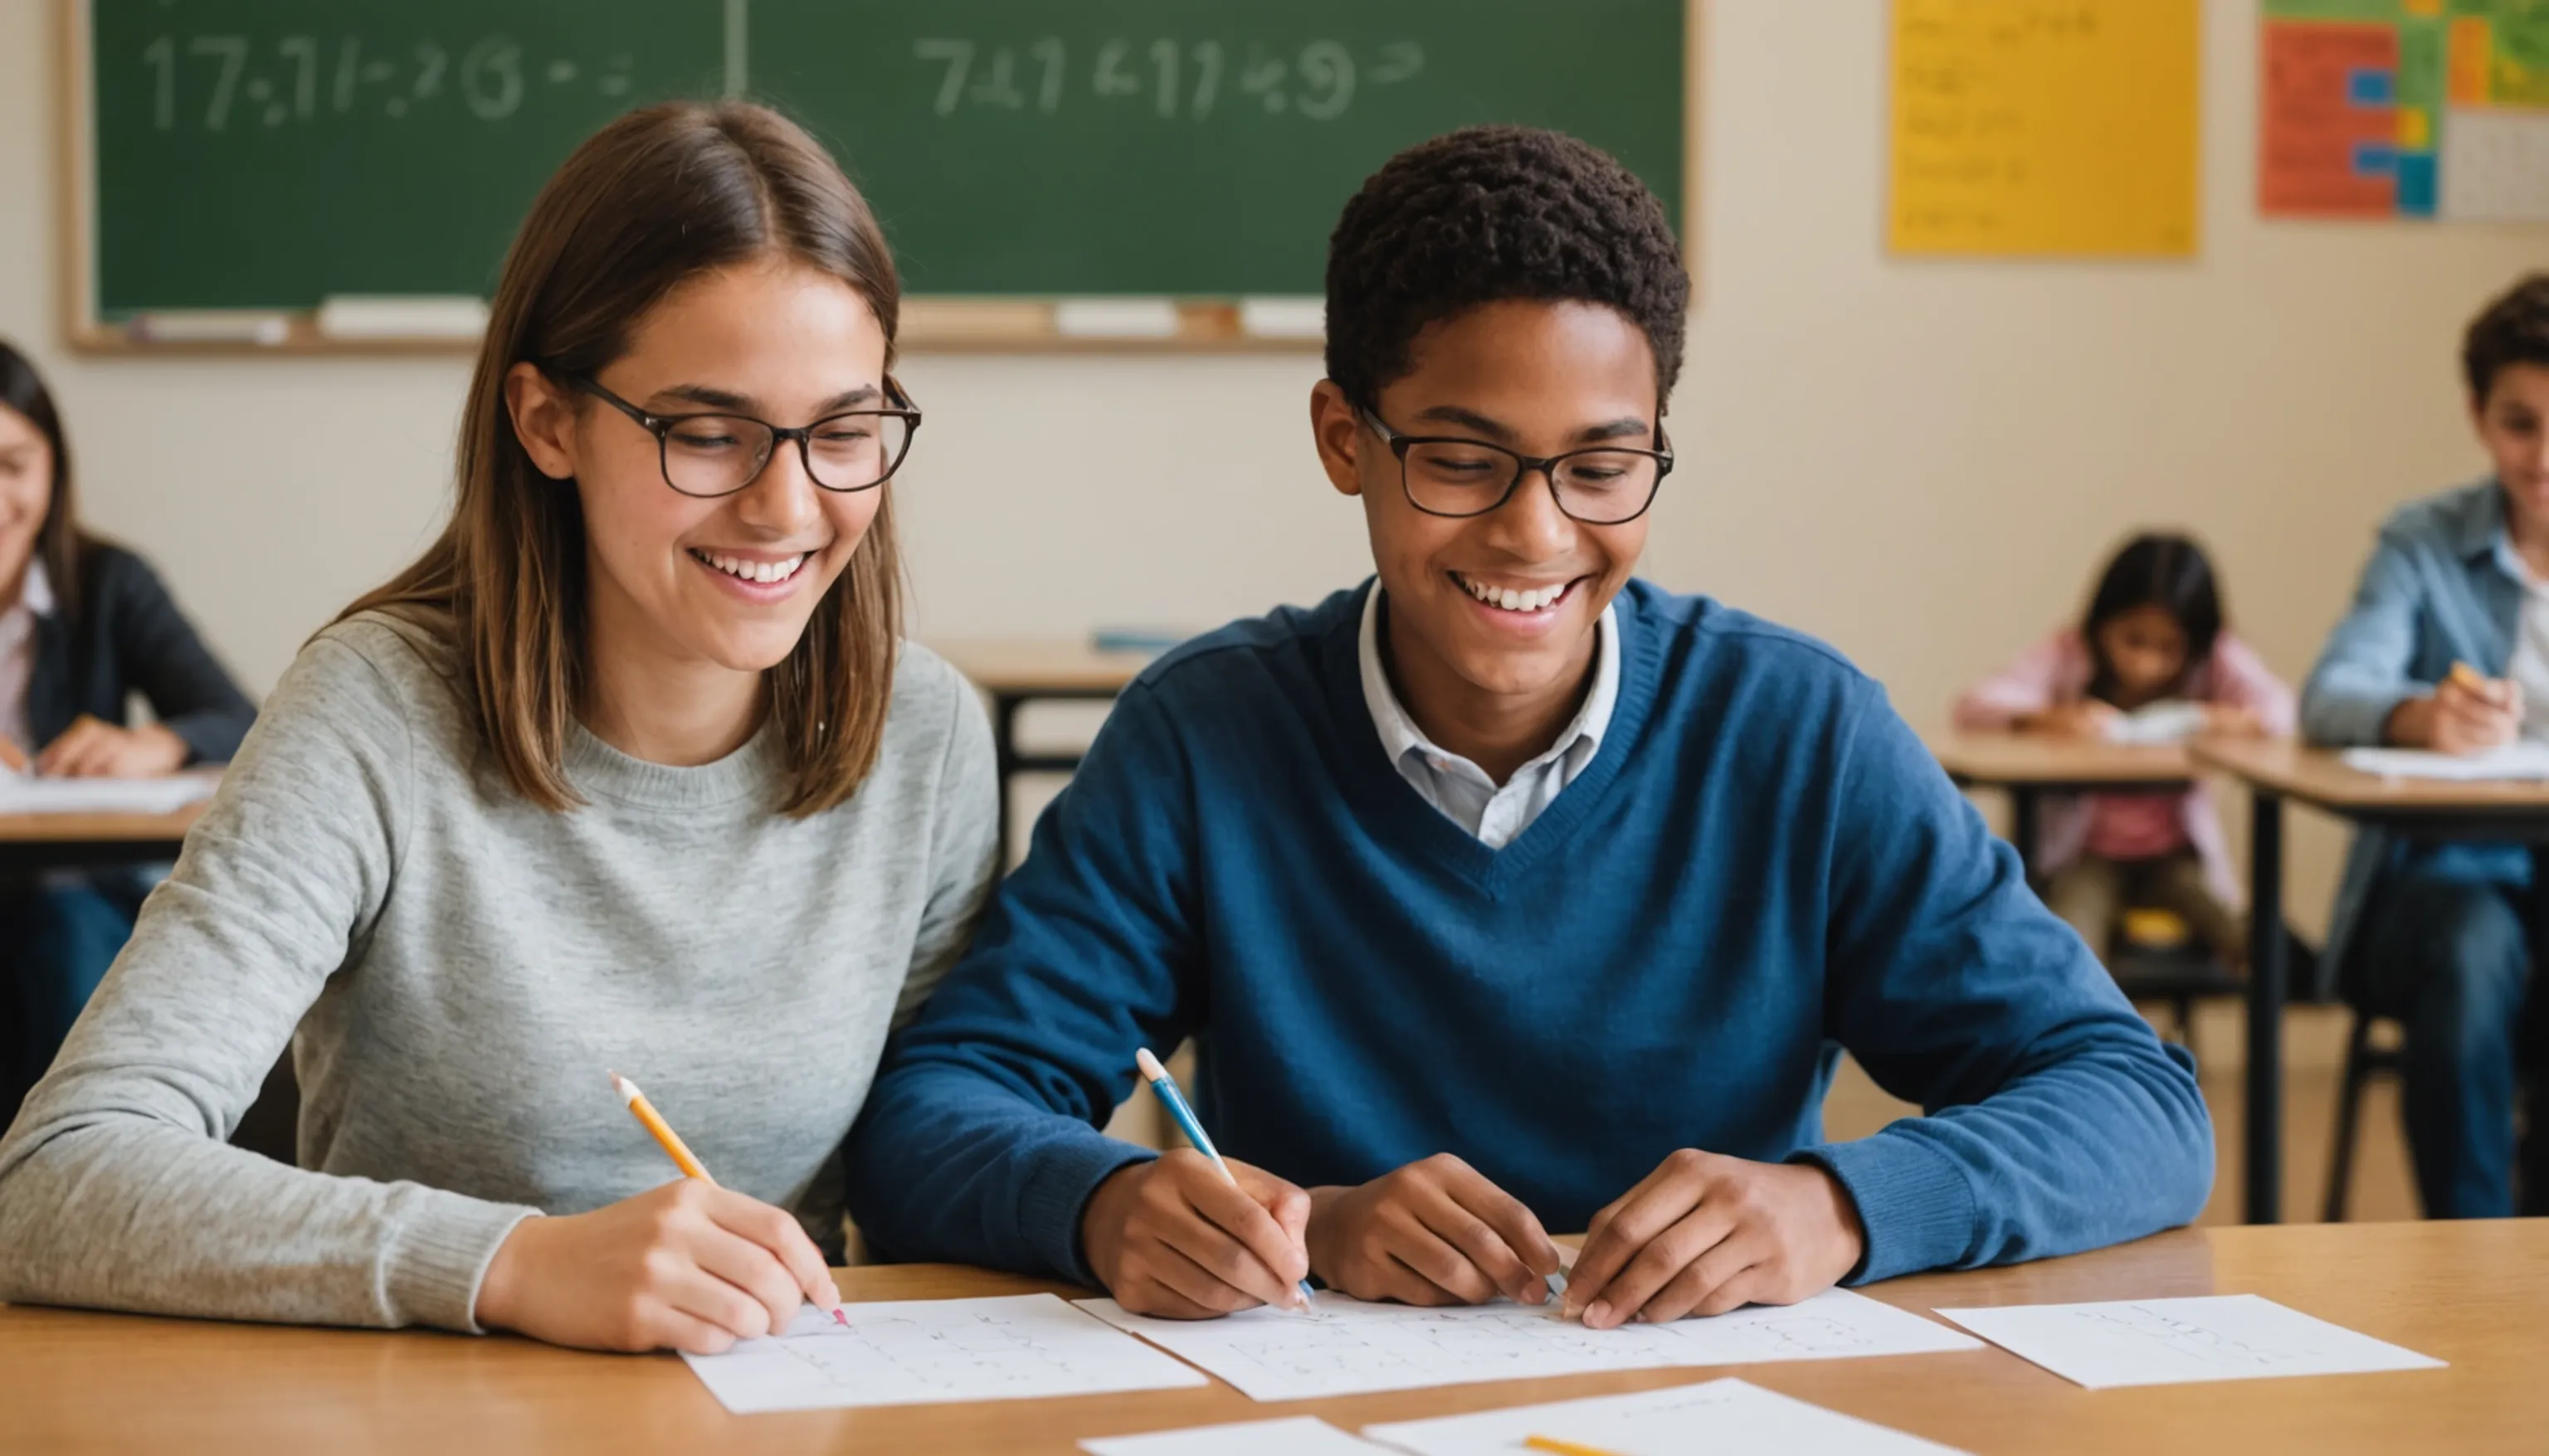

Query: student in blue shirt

[2299,273,2549,1219]
[846,127,2210,1324]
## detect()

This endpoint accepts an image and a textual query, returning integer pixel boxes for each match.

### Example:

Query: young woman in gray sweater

[0,100,997,1356]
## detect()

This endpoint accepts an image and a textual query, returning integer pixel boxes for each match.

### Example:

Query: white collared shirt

[1357,584,1619,849]
[0,558,54,755]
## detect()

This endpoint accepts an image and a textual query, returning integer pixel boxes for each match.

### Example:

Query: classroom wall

[2,0,2542,932]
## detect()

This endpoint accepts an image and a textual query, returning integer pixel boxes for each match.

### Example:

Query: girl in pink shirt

[1956,534,2295,965]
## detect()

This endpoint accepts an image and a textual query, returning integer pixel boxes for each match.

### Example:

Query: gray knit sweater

[0,613,997,1332]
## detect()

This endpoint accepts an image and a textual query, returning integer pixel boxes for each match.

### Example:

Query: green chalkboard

[82,0,1684,318]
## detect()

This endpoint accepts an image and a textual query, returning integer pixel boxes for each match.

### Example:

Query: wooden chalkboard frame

[60,0,1703,355]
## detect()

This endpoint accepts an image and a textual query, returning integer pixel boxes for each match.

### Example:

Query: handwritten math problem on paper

[678,1294,1206,1415]
[1075,1287,1981,1403]
[1935,1294,2445,1390]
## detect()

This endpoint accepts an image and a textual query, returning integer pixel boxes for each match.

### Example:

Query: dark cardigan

[23,543,255,763]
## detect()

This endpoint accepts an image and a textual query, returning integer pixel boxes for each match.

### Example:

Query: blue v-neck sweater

[846,581,2210,1286]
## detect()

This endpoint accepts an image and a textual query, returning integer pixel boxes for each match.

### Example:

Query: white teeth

[696,551,807,584]
[1460,575,1567,612]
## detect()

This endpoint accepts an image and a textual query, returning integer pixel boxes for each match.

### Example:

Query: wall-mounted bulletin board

[2259,0,2549,223]
[1888,0,2202,258]
[61,0,1699,354]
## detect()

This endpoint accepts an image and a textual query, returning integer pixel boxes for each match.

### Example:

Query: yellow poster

[1890,0,2202,256]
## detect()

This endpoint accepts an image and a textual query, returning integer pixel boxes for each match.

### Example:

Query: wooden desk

[3,1220,2537,1454]
[2192,739,2549,1226]
[930,639,1158,848]
[1928,733,2196,870]
[0,794,208,882]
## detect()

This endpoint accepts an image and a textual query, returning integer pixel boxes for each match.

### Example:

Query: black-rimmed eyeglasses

[1362,408,1672,525]
[560,373,921,499]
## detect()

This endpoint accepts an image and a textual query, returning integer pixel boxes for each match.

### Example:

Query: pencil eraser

[1135,1047,1167,1083]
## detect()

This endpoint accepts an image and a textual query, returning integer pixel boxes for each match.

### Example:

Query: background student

[1955,533,2293,965]
[0,339,256,1125]
[2299,271,2549,1219]
[0,101,998,1352]
[846,125,2210,1327]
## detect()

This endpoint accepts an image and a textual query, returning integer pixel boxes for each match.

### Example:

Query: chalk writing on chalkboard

[135,31,636,131]
[908,37,1424,122]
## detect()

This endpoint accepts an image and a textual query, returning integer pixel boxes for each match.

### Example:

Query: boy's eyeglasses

[1360,409,1672,525]
[557,372,921,499]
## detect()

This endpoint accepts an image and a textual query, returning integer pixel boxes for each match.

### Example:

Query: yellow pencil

[608,1069,849,1328]
[1522,1437,1630,1456]
[609,1070,716,1181]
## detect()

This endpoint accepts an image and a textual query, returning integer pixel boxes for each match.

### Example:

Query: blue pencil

[1135,1046,1318,1312]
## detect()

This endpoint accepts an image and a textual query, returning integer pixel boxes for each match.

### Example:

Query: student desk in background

[2192,740,2549,1227]
[0,794,207,883]
[1928,733,2198,871]
[3,1220,2540,1454]
[930,639,1158,849]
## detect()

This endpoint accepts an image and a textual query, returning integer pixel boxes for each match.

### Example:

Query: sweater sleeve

[0,629,537,1332]
[1951,630,2074,730]
[889,655,1003,1031]
[98,548,258,764]
[1795,689,2213,1283]
[2301,528,2429,747]
[843,679,1200,1284]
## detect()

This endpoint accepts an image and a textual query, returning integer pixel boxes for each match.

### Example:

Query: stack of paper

[0,774,217,816]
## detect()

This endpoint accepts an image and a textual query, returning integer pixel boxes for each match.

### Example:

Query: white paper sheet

[2338,743,2549,782]
[1362,1376,1971,1456]
[1081,1416,1388,1454]
[678,1294,1207,1414]
[2103,700,2207,746]
[0,773,217,815]
[1075,1288,1978,1402]
[1933,1294,2444,1390]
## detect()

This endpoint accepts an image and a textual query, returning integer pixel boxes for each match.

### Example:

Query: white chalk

[316,294,490,340]
[1238,297,1325,340]
[1055,298,1181,339]
[127,311,290,345]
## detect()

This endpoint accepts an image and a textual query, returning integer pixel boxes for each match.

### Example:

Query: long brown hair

[0,338,95,621]
[339,100,905,816]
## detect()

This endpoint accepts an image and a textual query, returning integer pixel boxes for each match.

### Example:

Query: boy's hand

[1304,1153,1562,1307]
[1564,1150,1864,1330]
[1081,1150,1310,1319]
[2389,670,2522,755]
[2015,702,2118,739]
[473,1179,843,1354]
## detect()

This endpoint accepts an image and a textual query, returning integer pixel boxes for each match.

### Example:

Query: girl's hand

[34,716,189,777]
[2202,704,2264,738]
[2015,702,2119,740]
[1081,1150,1312,1319]
[473,1180,844,1354]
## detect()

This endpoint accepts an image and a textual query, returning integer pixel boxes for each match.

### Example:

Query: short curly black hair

[2466,272,2549,402]
[1324,125,1688,413]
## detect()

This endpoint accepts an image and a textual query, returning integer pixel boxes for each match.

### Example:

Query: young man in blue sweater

[846,127,2211,1327]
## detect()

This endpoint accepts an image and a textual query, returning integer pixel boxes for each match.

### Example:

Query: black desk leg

[992,693,1026,858]
[2010,787,2040,882]
[2244,790,2286,1224]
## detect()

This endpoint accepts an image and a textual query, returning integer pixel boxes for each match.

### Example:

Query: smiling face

[507,256,890,685]
[2480,361,2549,528]
[0,403,52,603]
[1313,299,1660,721]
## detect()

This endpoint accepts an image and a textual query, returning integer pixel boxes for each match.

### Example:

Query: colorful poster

[1889,0,2202,258]
[2261,0,2549,222]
